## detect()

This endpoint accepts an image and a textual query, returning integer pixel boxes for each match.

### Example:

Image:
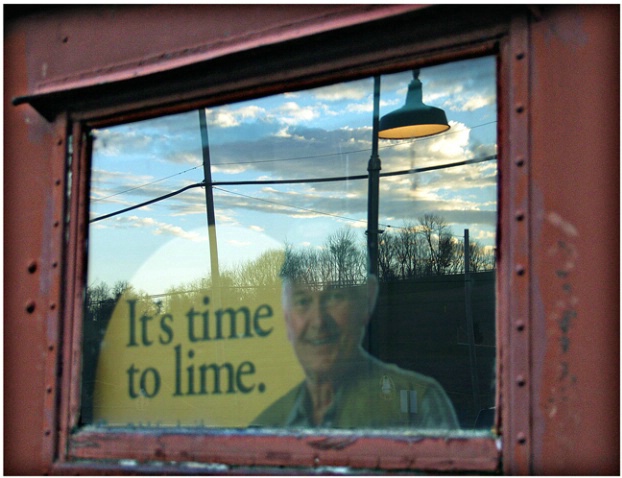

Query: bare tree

[396,223,427,279]
[418,214,458,275]
[326,228,365,285]
[378,231,397,281]
[466,239,495,273]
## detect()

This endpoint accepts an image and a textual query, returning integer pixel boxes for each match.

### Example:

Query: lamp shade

[379,69,450,139]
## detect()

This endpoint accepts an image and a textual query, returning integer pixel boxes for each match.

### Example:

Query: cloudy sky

[88,55,497,295]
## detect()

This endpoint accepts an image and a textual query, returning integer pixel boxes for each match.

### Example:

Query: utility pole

[199,109,221,293]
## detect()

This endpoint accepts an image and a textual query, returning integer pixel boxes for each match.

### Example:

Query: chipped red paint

[66,429,500,472]
[4,4,619,475]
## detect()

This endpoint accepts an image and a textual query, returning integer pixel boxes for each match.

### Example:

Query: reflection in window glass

[82,56,497,432]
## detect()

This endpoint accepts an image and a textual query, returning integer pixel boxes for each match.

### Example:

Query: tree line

[85,213,495,318]
[378,213,495,281]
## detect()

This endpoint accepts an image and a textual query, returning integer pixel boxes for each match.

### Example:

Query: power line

[92,121,497,200]
[90,183,205,223]
[91,165,202,203]
[89,154,496,223]
[213,186,372,228]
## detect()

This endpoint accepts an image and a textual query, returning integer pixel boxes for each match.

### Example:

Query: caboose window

[83,56,497,435]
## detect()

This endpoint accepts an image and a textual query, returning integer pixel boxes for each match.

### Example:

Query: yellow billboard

[93,284,304,427]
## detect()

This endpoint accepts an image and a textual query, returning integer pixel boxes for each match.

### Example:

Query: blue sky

[88,55,497,295]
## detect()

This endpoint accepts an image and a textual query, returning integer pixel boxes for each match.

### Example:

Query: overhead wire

[91,120,497,200]
[212,186,371,228]
[91,165,203,203]
[89,154,496,223]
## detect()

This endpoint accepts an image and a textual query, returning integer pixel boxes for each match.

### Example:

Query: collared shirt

[252,353,459,430]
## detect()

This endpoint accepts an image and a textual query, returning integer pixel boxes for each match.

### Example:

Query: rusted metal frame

[55,120,91,464]
[64,430,499,473]
[22,4,423,99]
[41,112,71,472]
[16,6,512,124]
[499,13,532,475]
[64,27,507,128]
[51,22,508,475]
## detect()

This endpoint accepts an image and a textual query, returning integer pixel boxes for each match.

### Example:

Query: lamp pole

[367,75,382,278]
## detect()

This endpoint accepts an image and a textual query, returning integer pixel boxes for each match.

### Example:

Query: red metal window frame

[34,9,534,474]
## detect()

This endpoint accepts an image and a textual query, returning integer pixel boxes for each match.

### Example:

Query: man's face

[282,281,373,382]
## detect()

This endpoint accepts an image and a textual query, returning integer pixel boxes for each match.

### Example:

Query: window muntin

[83,56,497,432]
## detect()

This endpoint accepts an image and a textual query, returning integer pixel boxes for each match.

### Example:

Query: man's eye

[293,297,312,309]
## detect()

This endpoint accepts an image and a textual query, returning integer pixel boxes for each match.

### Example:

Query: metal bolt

[517,432,527,444]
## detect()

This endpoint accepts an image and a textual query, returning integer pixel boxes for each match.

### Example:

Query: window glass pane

[83,55,497,432]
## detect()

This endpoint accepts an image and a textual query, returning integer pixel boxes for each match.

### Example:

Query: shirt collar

[284,382,345,428]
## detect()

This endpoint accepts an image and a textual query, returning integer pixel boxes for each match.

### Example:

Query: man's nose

[307,297,330,327]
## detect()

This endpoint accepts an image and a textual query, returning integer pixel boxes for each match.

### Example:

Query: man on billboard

[252,254,459,429]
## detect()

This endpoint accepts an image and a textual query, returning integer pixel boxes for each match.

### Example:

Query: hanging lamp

[379,69,450,139]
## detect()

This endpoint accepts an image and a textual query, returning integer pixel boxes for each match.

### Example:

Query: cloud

[91,127,154,157]
[167,151,201,166]
[209,109,241,128]
[206,125,372,182]
[312,81,370,101]
[274,127,292,138]
[105,215,206,241]
[211,163,249,175]
[346,98,396,114]
[89,169,162,208]
[443,93,496,112]
[206,105,268,129]
[277,102,320,125]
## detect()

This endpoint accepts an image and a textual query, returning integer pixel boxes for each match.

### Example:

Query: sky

[88,55,498,296]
